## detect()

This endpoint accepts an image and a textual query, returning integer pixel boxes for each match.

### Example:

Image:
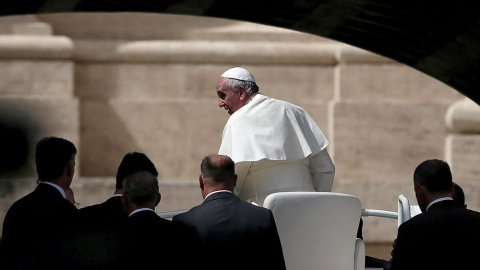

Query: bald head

[199,154,237,197]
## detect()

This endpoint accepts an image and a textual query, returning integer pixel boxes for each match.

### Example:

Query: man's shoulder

[79,197,121,213]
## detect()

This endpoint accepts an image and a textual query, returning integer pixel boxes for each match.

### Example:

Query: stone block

[75,63,190,99]
[0,97,79,177]
[334,102,449,183]
[339,64,462,102]
[11,22,52,36]
[244,65,336,102]
[0,15,38,35]
[73,40,338,65]
[0,36,73,60]
[445,97,480,134]
[80,100,227,179]
[0,60,73,97]
[339,45,394,63]
[75,63,336,103]
[447,134,480,183]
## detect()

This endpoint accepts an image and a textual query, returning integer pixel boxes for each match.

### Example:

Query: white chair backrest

[264,192,362,270]
[410,205,422,217]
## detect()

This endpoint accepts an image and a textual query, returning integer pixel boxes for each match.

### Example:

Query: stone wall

[1,13,479,255]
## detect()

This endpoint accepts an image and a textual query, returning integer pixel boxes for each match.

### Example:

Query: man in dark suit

[0,136,78,270]
[65,152,158,270]
[121,170,200,269]
[390,159,480,270]
[172,154,286,270]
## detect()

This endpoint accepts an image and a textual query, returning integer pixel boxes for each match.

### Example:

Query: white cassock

[219,93,335,206]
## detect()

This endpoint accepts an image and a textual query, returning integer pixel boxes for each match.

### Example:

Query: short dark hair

[452,182,465,207]
[413,159,452,194]
[35,136,77,181]
[123,171,159,206]
[200,154,235,183]
[116,152,158,189]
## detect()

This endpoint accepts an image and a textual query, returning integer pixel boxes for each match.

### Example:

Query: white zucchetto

[220,66,256,83]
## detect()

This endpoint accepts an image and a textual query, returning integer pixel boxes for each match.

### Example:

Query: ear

[155,192,161,206]
[233,174,238,187]
[414,182,422,192]
[238,85,248,101]
[199,174,205,191]
[66,162,75,178]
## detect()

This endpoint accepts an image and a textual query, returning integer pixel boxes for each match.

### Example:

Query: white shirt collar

[129,208,154,217]
[39,181,66,199]
[205,190,232,200]
[426,197,453,211]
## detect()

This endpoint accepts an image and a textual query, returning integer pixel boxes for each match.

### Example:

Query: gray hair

[123,171,159,206]
[224,78,259,94]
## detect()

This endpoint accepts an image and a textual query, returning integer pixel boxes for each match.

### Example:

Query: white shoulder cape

[219,94,329,162]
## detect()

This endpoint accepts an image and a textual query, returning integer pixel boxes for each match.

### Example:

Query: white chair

[264,192,365,270]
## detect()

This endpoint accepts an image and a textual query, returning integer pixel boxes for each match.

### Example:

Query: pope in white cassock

[216,66,335,206]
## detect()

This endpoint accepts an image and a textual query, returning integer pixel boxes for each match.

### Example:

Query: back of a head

[201,154,235,186]
[116,152,158,189]
[414,159,452,194]
[123,171,159,207]
[35,136,77,182]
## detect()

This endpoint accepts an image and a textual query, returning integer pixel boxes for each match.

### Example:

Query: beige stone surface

[11,22,52,36]
[75,63,336,102]
[445,97,480,134]
[244,65,336,102]
[0,15,38,35]
[0,60,73,96]
[447,134,480,184]
[334,102,450,183]
[340,64,462,102]
[75,63,234,100]
[73,40,338,65]
[80,100,227,178]
[0,97,79,176]
[339,45,394,63]
[0,36,72,59]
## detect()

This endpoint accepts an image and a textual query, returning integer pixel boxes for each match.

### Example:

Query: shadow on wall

[0,117,29,178]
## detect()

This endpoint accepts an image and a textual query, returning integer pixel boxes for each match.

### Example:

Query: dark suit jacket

[0,183,77,270]
[122,210,200,270]
[172,191,286,270]
[390,200,480,270]
[64,195,128,270]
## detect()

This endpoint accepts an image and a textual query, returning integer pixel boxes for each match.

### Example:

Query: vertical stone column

[445,98,480,209]
[0,24,77,229]
[0,35,77,177]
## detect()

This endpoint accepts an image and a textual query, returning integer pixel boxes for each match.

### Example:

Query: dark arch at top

[2,0,480,105]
